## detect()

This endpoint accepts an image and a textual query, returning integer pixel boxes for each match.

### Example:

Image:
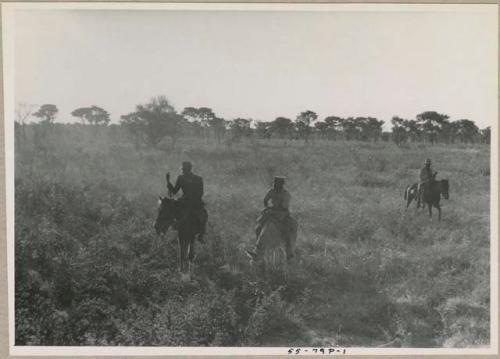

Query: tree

[402,119,420,143]
[356,117,384,141]
[211,117,226,144]
[295,110,318,142]
[391,116,407,146]
[228,118,252,140]
[16,103,37,125]
[480,127,491,144]
[270,117,293,141]
[15,103,37,140]
[33,104,58,123]
[87,106,110,125]
[323,116,343,140]
[416,111,449,145]
[340,117,359,141]
[453,119,479,143]
[255,121,272,139]
[71,106,110,125]
[71,108,89,124]
[182,107,216,141]
[314,121,329,139]
[120,95,182,147]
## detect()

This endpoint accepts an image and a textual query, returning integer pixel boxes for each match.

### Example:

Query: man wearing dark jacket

[418,158,434,207]
[166,161,207,243]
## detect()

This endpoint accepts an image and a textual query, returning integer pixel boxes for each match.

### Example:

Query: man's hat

[274,176,286,185]
[182,161,192,169]
[425,158,432,165]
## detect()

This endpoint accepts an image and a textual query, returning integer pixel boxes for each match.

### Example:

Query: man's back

[170,173,204,202]
[419,166,433,183]
[264,188,291,210]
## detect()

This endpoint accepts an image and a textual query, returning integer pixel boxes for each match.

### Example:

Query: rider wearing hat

[254,176,295,259]
[418,158,434,206]
[263,176,290,212]
[166,161,207,243]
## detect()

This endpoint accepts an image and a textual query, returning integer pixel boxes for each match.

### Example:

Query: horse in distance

[404,173,449,221]
[421,178,449,220]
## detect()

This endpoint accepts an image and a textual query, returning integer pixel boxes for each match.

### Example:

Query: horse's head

[154,196,176,235]
[440,179,449,199]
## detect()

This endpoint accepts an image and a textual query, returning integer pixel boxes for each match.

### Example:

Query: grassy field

[14,124,490,347]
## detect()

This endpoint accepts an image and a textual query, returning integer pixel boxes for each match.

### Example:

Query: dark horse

[154,196,205,274]
[404,173,449,220]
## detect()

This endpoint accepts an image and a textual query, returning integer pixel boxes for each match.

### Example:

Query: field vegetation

[14,100,491,347]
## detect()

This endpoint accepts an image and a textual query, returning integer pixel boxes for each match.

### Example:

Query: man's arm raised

[263,189,272,208]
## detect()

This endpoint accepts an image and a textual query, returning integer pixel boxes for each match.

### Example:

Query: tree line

[16,96,491,146]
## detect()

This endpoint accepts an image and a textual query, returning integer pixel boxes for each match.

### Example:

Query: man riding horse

[417,158,434,208]
[166,161,208,243]
[251,176,297,260]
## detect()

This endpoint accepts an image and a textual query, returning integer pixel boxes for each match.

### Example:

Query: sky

[12,5,498,129]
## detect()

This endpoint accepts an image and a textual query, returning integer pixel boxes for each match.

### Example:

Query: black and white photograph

[3,2,498,356]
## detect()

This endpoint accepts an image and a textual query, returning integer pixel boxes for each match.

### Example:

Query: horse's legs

[179,235,189,273]
[188,236,196,274]
[428,203,432,217]
[187,237,195,261]
[437,204,441,221]
[406,196,412,209]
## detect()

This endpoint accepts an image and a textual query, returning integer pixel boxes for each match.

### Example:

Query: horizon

[18,105,492,131]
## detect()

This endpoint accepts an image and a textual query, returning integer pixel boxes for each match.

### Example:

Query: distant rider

[254,176,296,259]
[417,158,434,206]
[166,161,207,243]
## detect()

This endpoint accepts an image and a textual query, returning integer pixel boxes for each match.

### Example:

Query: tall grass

[14,124,490,347]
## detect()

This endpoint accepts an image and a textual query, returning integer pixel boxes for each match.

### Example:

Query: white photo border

[2,2,498,356]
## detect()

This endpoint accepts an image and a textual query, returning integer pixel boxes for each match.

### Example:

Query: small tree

[71,108,89,124]
[453,119,479,143]
[121,96,181,148]
[87,106,111,125]
[182,107,216,142]
[71,106,110,125]
[211,117,226,144]
[270,117,293,141]
[314,121,329,139]
[416,111,449,145]
[16,103,37,125]
[323,116,343,140]
[295,110,318,143]
[402,119,421,143]
[229,118,252,140]
[340,117,360,141]
[33,104,58,124]
[480,127,491,144]
[356,117,384,141]
[391,116,407,146]
[15,103,37,140]
[255,121,272,139]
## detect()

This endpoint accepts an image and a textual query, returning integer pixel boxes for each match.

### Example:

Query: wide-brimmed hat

[274,176,286,185]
